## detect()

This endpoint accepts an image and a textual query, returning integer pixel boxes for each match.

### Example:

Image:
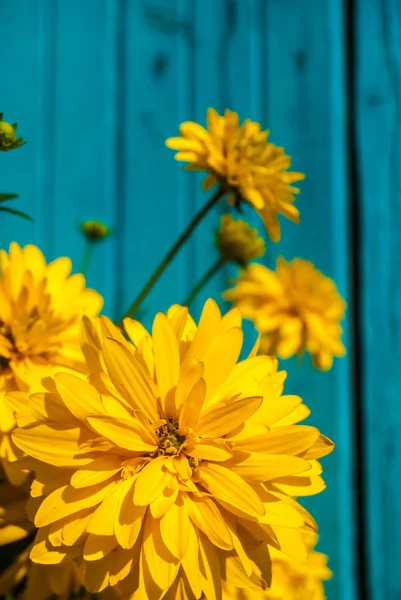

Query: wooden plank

[120,0,189,326]
[356,0,401,597]
[51,0,119,317]
[0,0,42,247]
[264,1,356,599]
[183,0,228,320]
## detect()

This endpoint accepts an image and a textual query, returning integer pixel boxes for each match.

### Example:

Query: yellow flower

[222,532,331,600]
[80,220,111,242]
[166,109,304,242]
[224,258,346,371]
[12,299,333,599]
[0,242,103,482]
[216,214,265,265]
[0,113,25,151]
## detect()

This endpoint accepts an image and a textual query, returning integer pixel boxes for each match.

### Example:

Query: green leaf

[0,193,18,203]
[0,206,33,221]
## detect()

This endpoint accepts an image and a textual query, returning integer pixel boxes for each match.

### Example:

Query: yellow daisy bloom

[224,258,346,371]
[216,214,265,265]
[0,242,103,482]
[166,109,304,242]
[222,532,331,600]
[12,299,333,599]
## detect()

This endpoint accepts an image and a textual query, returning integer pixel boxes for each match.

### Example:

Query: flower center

[154,417,186,456]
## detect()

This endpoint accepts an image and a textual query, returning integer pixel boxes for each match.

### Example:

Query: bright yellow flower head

[222,533,331,600]
[216,214,265,265]
[12,299,333,599]
[0,243,103,482]
[224,258,346,371]
[0,113,25,151]
[166,109,304,242]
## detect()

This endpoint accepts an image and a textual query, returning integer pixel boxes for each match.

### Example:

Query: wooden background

[1,0,397,598]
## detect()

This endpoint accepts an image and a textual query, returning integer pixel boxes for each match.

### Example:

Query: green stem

[118,186,225,325]
[183,257,226,307]
[80,241,93,276]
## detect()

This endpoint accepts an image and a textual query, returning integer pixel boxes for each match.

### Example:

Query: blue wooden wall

[3,1,394,598]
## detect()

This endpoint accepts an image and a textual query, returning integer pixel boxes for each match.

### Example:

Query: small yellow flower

[224,258,346,370]
[216,214,265,265]
[13,299,333,598]
[0,113,25,151]
[166,108,304,242]
[0,243,103,483]
[80,220,111,242]
[222,532,331,600]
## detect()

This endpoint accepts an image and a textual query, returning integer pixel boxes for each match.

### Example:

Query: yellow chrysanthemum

[166,109,304,242]
[12,299,333,599]
[222,532,331,600]
[216,214,265,265]
[0,242,103,482]
[224,258,346,371]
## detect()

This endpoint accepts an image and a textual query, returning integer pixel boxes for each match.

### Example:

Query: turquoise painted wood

[356,0,401,597]
[0,1,357,598]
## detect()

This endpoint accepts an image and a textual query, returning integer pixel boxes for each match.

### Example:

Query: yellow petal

[114,477,146,549]
[102,337,159,422]
[30,527,71,565]
[179,378,206,429]
[199,463,264,518]
[187,495,233,550]
[229,452,310,483]
[272,525,308,560]
[196,396,262,438]
[150,488,178,519]
[70,455,122,488]
[300,434,334,459]
[54,372,102,421]
[181,521,202,598]
[87,415,157,453]
[84,533,118,561]
[35,481,116,527]
[152,313,180,415]
[87,483,124,536]
[12,424,92,467]
[175,360,204,412]
[182,299,222,367]
[199,532,222,600]
[159,495,190,559]
[142,511,179,590]
[186,438,233,461]
[232,425,320,455]
[202,327,243,405]
[134,457,170,506]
